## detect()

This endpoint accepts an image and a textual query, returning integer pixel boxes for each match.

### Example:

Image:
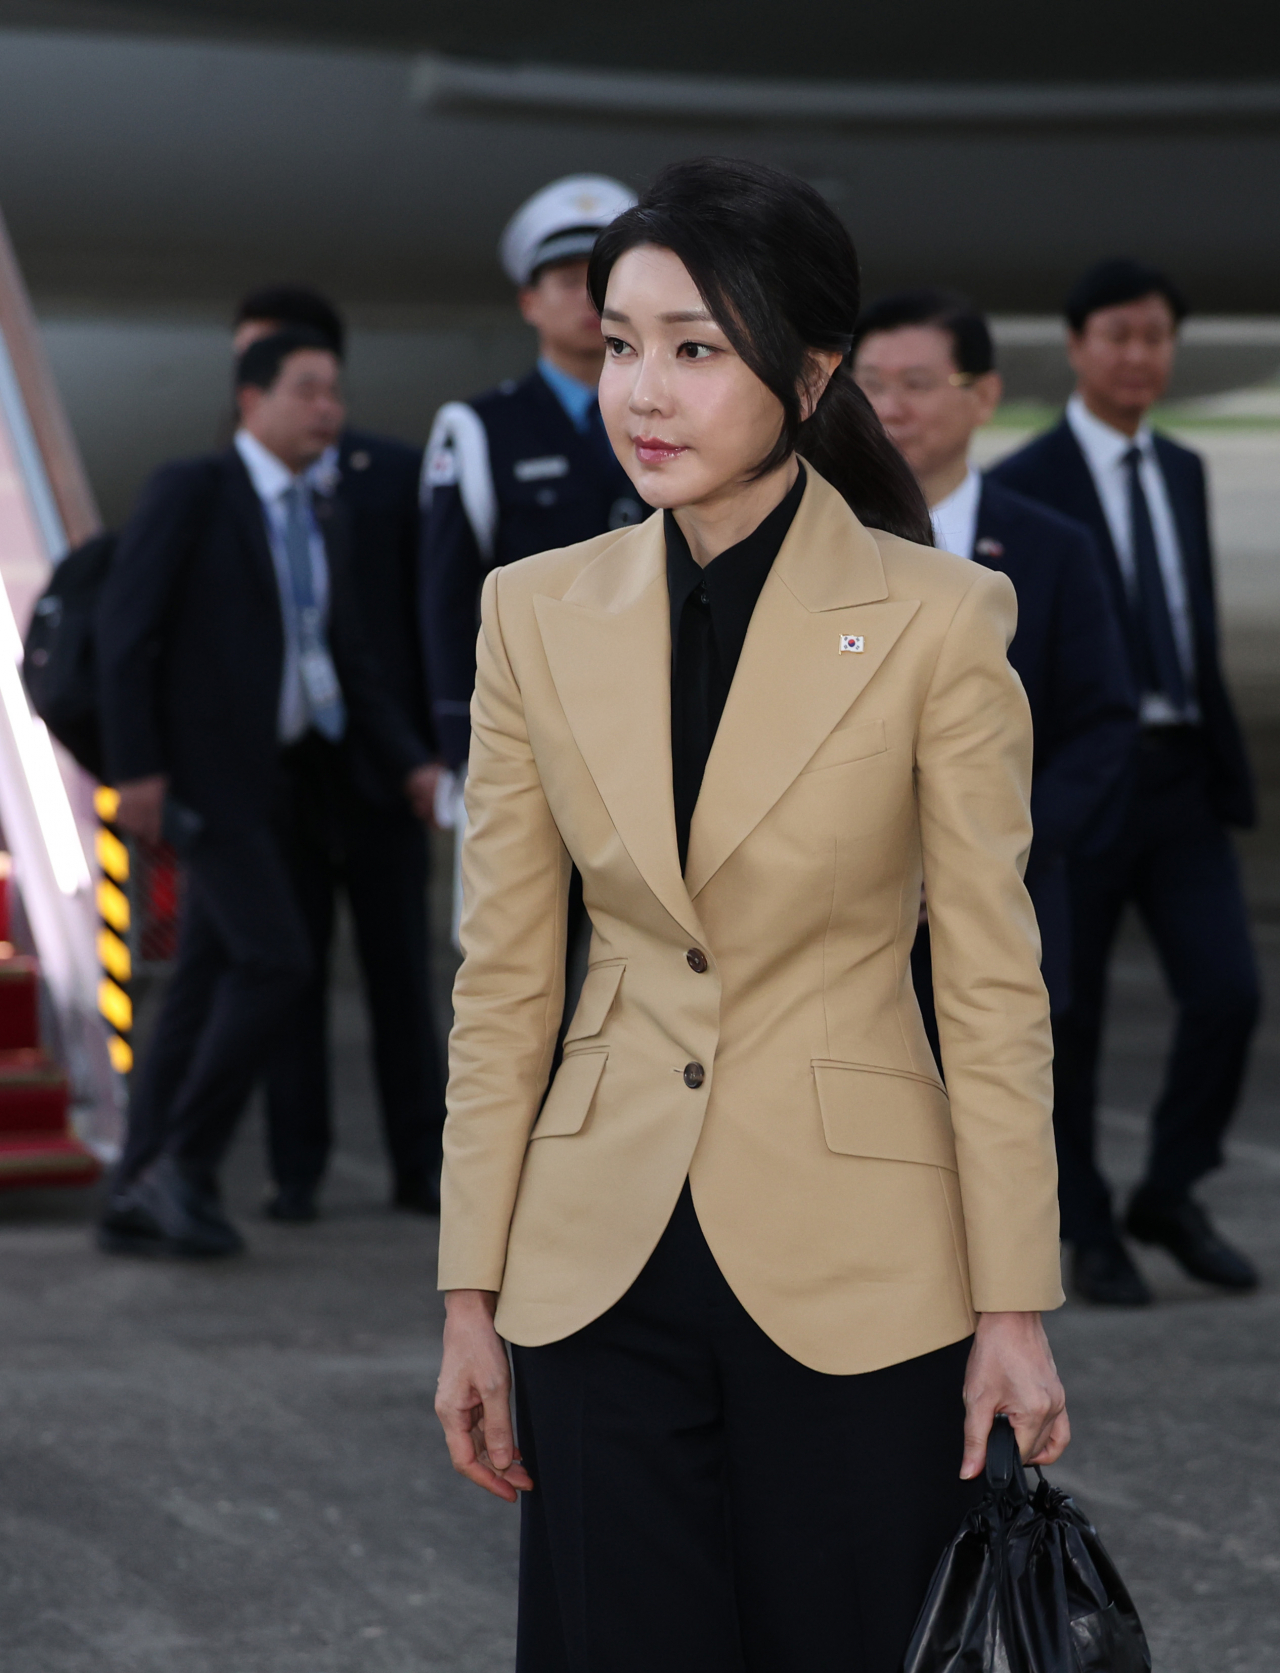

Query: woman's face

[598,245,787,511]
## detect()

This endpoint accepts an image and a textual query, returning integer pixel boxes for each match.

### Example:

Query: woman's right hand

[435,1289,533,1503]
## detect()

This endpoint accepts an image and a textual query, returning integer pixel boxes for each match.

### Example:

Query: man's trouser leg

[263,736,343,1192]
[1128,736,1260,1198]
[1051,838,1133,1245]
[149,827,312,1184]
[344,799,446,1188]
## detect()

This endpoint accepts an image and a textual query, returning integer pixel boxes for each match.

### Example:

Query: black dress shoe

[117,1158,245,1258]
[97,1189,167,1256]
[1125,1190,1259,1291]
[1071,1237,1153,1306]
[265,1183,319,1223]
[392,1173,440,1215]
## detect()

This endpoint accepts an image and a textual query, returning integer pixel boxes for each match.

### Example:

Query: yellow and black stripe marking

[93,786,133,1075]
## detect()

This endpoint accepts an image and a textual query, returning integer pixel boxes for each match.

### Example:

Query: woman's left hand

[960,1311,1069,1479]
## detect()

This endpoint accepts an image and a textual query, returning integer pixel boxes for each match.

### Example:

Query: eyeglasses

[855,369,979,397]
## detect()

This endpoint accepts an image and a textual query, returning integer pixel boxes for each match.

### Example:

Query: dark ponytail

[588,157,932,545]
[797,371,931,542]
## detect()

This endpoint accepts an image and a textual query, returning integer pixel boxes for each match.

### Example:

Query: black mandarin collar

[664,465,807,663]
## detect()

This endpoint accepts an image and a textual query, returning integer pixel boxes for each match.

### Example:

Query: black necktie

[1123,444,1188,710]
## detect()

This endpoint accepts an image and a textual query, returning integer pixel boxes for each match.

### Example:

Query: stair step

[0,1049,69,1134]
[0,855,11,943]
[0,956,40,1052]
[0,1133,101,1190]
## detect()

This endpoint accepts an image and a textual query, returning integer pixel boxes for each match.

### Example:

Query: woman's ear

[799,350,847,421]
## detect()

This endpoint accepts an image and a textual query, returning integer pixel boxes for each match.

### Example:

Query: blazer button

[683,1062,705,1089]
[686,948,708,973]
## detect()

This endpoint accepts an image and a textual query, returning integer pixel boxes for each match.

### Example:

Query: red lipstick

[633,436,687,464]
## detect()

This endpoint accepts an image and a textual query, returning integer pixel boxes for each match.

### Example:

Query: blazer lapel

[533,516,703,943]
[1039,425,1108,545]
[684,474,920,899]
[225,451,286,612]
[972,480,1011,572]
[1045,422,1143,668]
[1047,425,1126,579]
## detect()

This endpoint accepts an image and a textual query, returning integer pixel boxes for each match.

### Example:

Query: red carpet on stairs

[0,863,102,1190]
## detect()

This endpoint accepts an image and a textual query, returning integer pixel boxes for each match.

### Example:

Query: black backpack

[22,531,117,780]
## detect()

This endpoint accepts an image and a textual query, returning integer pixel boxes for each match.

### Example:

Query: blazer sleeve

[96,459,213,786]
[915,564,1063,1313]
[420,482,488,772]
[1029,530,1138,855]
[437,565,572,1292]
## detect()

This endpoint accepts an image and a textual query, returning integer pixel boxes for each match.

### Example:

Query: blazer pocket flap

[531,1050,608,1138]
[801,718,887,774]
[812,1060,956,1170]
[563,960,625,1043]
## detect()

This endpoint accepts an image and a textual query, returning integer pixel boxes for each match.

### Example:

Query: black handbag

[903,1415,1151,1673]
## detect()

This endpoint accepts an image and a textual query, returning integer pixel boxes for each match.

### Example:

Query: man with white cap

[420,174,644,781]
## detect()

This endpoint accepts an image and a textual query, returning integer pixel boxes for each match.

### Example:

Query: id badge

[299,647,341,709]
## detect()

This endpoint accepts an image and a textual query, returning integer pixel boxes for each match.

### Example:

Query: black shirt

[667,467,806,869]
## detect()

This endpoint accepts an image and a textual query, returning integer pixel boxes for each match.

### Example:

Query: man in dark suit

[97,328,437,1256]
[989,260,1261,1304]
[231,286,446,1221]
[853,288,1136,1025]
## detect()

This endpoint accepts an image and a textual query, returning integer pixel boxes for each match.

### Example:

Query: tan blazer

[439,466,1063,1375]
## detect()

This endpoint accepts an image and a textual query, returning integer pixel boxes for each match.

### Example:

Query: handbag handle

[984,1413,1025,1496]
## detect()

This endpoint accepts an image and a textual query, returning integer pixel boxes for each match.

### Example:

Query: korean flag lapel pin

[839,634,865,654]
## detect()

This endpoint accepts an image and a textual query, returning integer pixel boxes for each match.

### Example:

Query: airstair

[0,206,123,1180]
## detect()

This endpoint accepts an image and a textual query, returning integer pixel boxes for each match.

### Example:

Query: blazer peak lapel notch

[684,472,920,898]
[534,518,702,942]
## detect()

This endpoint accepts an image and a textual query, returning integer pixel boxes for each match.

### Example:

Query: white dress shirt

[1065,393,1198,725]
[929,466,982,562]
[235,428,332,743]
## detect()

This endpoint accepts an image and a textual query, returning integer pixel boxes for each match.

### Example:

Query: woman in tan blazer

[436,158,1069,1673]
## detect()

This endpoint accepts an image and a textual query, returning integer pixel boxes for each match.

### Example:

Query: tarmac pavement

[1,761,1278,1672]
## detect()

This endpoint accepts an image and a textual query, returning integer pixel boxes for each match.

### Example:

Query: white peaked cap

[499,174,638,286]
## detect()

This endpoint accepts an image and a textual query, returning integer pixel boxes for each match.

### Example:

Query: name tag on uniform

[514,455,570,483]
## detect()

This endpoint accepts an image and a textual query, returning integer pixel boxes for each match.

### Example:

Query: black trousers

[119,823,312,1186]
[1052,728,1261,1243]
[512,1183,979,1673]
[263,737,447,1190]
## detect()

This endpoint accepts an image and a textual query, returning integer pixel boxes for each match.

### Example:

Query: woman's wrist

[975,1309,1044,1335]
[444,1288,499,1321]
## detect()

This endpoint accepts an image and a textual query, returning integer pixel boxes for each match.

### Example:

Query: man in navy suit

[854,290,1135,1016]
[98,329,437,1255]
[990,260,1261,1304]
[231,286,447,1220]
